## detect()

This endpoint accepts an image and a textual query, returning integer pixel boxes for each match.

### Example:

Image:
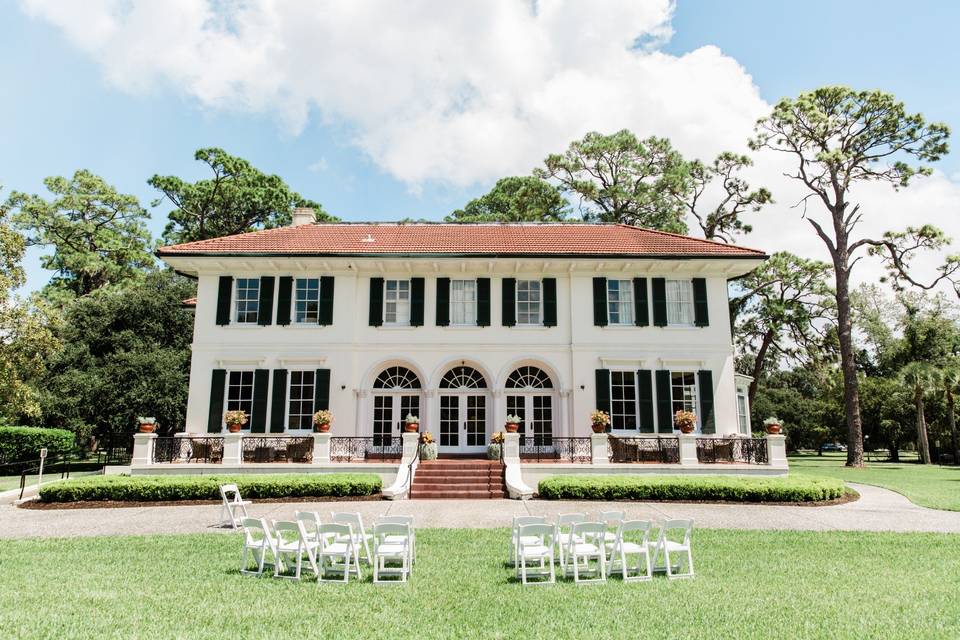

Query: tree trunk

[889,443,899,462]
[915,394,931,465]
[949,391,959,465]
[832,248,864,467]
[747,329,775,408]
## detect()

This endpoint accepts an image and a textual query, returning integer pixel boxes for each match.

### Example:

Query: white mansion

[157,213,766,455]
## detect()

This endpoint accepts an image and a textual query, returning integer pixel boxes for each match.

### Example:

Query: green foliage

[446,176,569,222]
[0,426,75,464]
[39,473,382,502]
[150,148,337,244]
[534,130,689,232]
[536,474,845,502]
[6,170,155,297]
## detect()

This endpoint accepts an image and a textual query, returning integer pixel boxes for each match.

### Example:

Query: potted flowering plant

[590,410,610,433]
[504,414,522,433]
[404,414,420,433]
[763,416,782,435]
[674,410,697,434]
[487,431,505,460]
[419,431,438,460]
[313,409,333,433]
[224,410,247,433]
[137,417,157,433]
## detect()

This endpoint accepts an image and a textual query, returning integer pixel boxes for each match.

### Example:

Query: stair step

[412,482,497,491]
[413,474,499,483]
[409,490,506,499]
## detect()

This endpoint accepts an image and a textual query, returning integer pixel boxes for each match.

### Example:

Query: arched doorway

[438,365,489,454]
[505,366,555,445]
[372,366,423,445]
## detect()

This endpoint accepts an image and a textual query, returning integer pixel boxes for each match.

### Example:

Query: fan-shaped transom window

[505,366,553,390]
[440,366,487,389]
[374,366,422,390]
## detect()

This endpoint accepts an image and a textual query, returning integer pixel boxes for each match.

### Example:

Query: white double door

[439,393,488,454]
[372,393,420,445]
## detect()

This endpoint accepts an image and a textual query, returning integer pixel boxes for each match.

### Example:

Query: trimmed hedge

[537,474,846,503]
[39,473,382,503]
[0,426,75,465]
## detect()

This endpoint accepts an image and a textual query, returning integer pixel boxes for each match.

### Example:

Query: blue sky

[2,0,959,291]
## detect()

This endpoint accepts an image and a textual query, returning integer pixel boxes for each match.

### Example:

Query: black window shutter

[637,369,655,433]
[369,277,384,327]
[595,369,611,432]
[250,369,269,433]
[319,276,335,325]
[314,369,331,411]
[410,277,425,326]
[270,369,288,433]
[207,369,226,433]
[502,278,516,327]
[633,277,649,327]
[476,278,491,327]
[693,278,709,327]
[542,278,557,327]
[436,277,450,327]
[698,370,715,434]
[652,277,668,327]
[257,277,275,326]
[655,370,673,433]
[276,277,292,326]
[215,276,233,325]
[592,277,608,327]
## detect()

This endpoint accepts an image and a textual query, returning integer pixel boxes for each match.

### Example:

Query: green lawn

[0,470,100,493]
[789,452,960,511]
[0,529,958,639]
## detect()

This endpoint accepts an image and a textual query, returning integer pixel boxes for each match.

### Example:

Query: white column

[590,433,609,465]
[425,389,437,437]
[223,433,244,465]
[558,389,571,438]
[132,433,156,466]
[766,434,788,468]
[492,389,504,436]
[678,434,698,466]
[311,432,331,464]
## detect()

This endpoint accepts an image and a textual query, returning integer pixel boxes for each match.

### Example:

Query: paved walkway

[1,483,959,539]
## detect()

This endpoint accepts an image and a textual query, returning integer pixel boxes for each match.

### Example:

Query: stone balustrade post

[312,432,331,464]
[401,432,420,461]
[766,434,788,468]
[222,433,244,466]
[502,432,521,463]
[678,434,698,466]
[590,433,610,465]
[132,433,156,466]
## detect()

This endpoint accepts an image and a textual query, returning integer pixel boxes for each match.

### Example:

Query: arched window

[505,366,553,390]
[373,366,422,390]
[440,366,487,389]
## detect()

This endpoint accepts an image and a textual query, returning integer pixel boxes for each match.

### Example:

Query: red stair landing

[409,459,507,499]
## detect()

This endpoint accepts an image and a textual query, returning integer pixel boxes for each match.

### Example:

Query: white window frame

[516,279,543,326]
[670,370,699,430]
[286,370,316,431]
[665,279,695,326]
[609,369,640,432]
[737,390,750,435]
[294,278,320,324]
[234,278,260,325]
[383,279,412,326]
[449,279,478,326]
[224,369,255,429]
[607,279,635,325]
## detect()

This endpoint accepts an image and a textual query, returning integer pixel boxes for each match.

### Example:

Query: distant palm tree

[900,363,934,464]
[938,365,960,465]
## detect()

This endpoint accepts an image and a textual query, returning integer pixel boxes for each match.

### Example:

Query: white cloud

[19,0,960,287]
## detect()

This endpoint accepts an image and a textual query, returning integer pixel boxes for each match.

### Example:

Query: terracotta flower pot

[227,423,243,433]
[677,423,695,434]
[138,423,155,433]
[315,422,331,433]
[765,424,782,435]
[505,422,519,433]
[404,422,419,433]
[591,423,606,434]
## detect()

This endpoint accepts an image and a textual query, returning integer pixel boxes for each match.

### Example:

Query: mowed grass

[1,529,958,639]
[790,452,960,511]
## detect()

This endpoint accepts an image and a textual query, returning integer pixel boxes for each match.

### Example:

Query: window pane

[287,370,315,429]
[383,279,411,324]
[225,370,255,424]
[666,280,694,325]
[235,278,260,324]
[516,280,541,325]
[295,278,320,323]
[607,279,634,325]
[450,279,477,325]
[670,371,698,421]
[610,371,638,430]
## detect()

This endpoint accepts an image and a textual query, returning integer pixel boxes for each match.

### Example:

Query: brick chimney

[290,207,315,226]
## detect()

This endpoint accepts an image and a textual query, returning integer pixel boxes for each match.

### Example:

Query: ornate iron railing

[242,436,313,463]
[330,437,403,462]
[608,436,680,464]
[696,437,768,464]
[153,437,224,464]
[519,436,592,463]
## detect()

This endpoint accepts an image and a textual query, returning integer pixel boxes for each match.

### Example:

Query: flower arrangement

[313,409,333,432]
[487,431,505,460]
[405,414,420,424]
[404,414,420,432]
[674,410,697,434]
[224,410,248,433]
[504,414,522,432]
[419,431,438,460]
[590,410,610,433]
[490,431,505,444]
[419,431,435,445]
[137,416,157,433]
[763,416,782,434]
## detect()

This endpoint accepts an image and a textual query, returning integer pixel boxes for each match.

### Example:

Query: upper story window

[610,370,638,431]
[666,279,694,326]
[384,279,411,325]
[295,278,320,324]
[607,279,634,325]
[235,278,260,324]
[516,279,542,326]
[450,279,477,326]
[671,371,698,420]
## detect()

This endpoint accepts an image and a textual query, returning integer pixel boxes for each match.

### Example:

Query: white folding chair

[554,513,586,572]
[372,523,412,584]
[377,515,416,563]
[332,512,373,565]
[272,520,319,581]
[516,524,556,586]
[316,523,362,583]
[567,522,607,584]
[219,483,252,529]
[598,510,625,543]
[239,517,279,576]
[608,520,653,582]
[510,516,547,569]
[652,519,695,579]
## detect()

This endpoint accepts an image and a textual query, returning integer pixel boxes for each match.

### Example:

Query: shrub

[39,473,382,503]
[0,426,76,466]
[537,474,846,503]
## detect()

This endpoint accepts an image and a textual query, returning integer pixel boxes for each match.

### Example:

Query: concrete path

[1,483,959,539]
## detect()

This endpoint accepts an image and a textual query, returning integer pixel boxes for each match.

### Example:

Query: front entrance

[505,365,556,445]
[373,394,420,445]
[437,365,489,454]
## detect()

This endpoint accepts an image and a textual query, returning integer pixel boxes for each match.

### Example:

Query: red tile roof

[156,223,766,259]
